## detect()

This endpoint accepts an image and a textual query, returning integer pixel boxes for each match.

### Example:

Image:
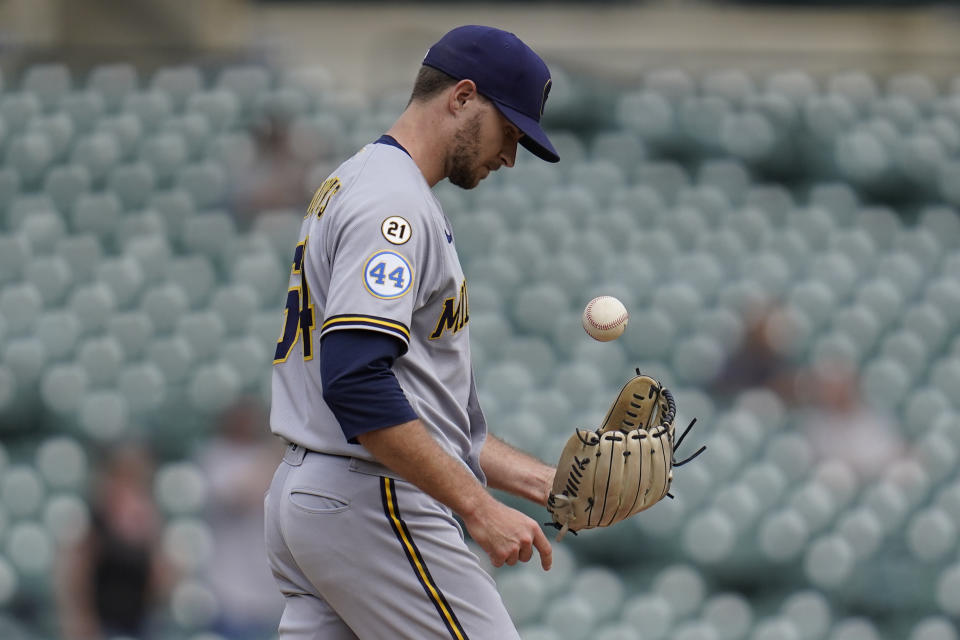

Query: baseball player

[265,25,560,639]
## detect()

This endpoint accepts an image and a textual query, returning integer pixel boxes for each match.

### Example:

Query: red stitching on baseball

[586,298,627,331]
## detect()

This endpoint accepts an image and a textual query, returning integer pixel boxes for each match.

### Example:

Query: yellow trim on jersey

[320,315,411,341]
[381,478,468,640]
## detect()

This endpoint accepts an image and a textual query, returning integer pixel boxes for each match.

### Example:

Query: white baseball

[582,296,629,342]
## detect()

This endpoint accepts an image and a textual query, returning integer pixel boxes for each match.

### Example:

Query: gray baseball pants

[264,443,521,640]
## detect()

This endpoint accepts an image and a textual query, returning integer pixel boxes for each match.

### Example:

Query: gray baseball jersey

[270,141,486,481]
[265,141,521,639]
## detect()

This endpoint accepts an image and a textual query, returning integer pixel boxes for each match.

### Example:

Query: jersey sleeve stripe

[320,314,411,343]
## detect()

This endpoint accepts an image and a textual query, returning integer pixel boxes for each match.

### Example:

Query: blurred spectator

[55,442,173,640]
[710,302,801,403]
[195,396,284,639]
[229,114,309,228]
[798,358,905,481]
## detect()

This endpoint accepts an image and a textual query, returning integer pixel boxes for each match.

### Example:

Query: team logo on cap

[540,78,552,117]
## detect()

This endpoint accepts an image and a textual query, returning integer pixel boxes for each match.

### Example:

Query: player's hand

[463,497,552,571]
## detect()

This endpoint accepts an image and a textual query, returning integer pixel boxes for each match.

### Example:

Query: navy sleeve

[320,329,419,444]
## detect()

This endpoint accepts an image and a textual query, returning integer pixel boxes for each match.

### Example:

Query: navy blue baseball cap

[423,25,559,163]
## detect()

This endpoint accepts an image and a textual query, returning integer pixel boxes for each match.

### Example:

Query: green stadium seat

[253,85,312,124]
[925,278,960,325]
[919,206,960,247]
[35,310,82,361]
[54,233,102,284]
[1,464,44,518]
[219,335,268,389]
[616,90,677,149]
[672,334,724,386]
[122,90,173,132]
[106,311,154,361]
[231,252,287,308]
[210,283,259,334]
[803,534,855,591]
[39,363,87,415]
[895,228,942,275]
[147,335,194,385]
[186,89,240,132]
[827,71,878,116]
[592,624,641,640]
[140,282,189,334]
[25,255,71,306]
[95,256,146,309]
[35,436,87,491]
[741,252,792,298]
[5,132,53,186]
[5,522,53,578]
[803,93,857,144]
[907,506,957,563]
[766,70,818,104]
[123,235,172,283]
[176,311,226,362]
[163,113,212,160]
[832,304,881,356]
[720,110,777,162]
[699,228,746,275]
[543,594,595,640]
[654,564,706,620]
[682,508,736,564]
[763,229,809,274]
[60,90,105,134]
[71,191,121,241]
[139,132,190,186]
[44,164,91,215]
[117,361,166,413]
[3,336,46,388]
[835,128,890,187]
[150,66,204,112]
[216,66,271,113]
[664,207,709,250]
[107,162,157,211]
[889,71,939,111]
[176,162,227,209]
[87,63,138,112]
[897,132,948,191]
[588,130,645,169]
[69,131,122,184]
[699,159,751,206]
[0,167,20,219]
[26,112,74,161]
[21,63,72,111]
[0,283,42,337]
[680,95,731,153]
[0,93,42,132]
[95,113,143,161]
[76,335,125,387]
[854,278,903,329]
[861,356,910,411]
[188,361,241,413]
[909,617,958,640]
[19,209,66,254]
[702,593,754,640]
[622,594,673,640]
[903,304,949,353]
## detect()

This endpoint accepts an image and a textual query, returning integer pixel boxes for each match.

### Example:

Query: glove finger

[614,428,650,522]
[593,431,629,527]
[637,426,673,511]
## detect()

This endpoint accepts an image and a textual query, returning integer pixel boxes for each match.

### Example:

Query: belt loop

[283,442,307,466]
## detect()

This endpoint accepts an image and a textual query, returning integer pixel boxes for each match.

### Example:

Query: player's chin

[449,170,485,190]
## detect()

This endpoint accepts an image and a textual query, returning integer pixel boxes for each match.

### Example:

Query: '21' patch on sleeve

[363,250,413,299]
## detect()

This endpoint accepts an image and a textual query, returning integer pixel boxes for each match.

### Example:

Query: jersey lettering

[429,280,469,340]
[306,177,342,219]
[274,239,316,363]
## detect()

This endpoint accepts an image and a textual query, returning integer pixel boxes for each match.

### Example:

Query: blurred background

[3,0,960,639]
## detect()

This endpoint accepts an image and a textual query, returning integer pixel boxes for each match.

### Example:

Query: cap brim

[494,102,559,163]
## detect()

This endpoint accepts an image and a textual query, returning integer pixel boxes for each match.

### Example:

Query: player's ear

[448,79,478,114]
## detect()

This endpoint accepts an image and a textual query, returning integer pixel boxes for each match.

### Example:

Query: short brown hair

[409,65,459,103]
